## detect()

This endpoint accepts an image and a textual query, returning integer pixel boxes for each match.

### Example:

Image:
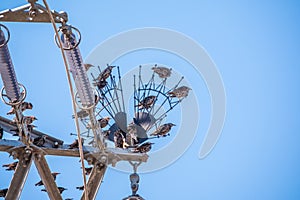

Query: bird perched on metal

[0,188,8,198]
[84,63,94,71]
[68,139,84,149]
[136,95,157,109]
[7,102,33,115]
[114,129,128,149]
[23,116,38,125]
[41,186,67,194]
[97,65,115,81]
[126,123,138,146]
[98,117,111,128]
[84,167,93,175]
[95,79,107,90]
[35,172,60,186]
[168,86,191,99]
[33,135,47,147]
[0,127,3,139]
[76,186,84,190]
[152,64,172,78]
[132,142,154,153]
[150,123,176,137]
[2,161,18,171]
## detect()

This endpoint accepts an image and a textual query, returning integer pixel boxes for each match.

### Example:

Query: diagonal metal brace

[5,147,33,200]
[0,2,68,23]
[34,153,63,200]
[80,165,107,200]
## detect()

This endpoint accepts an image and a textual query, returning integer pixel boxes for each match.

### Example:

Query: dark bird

[0,188,8,198]
[98,117,111,128]
[23,116,38,124]
[96,79,107,90]
[168,86,191,99]
[35,172,60,186]
[152,64,172,78]
[114,129,128,149]
[41,186,67,194]
[2,161,18,171]
[76,186,84,190]
[84,167,93,175]
[68,139,84,149]
[0,127,3,139]
[102,130,111,139]
[133,142,154,153]
[33,135,47,147]
[7,102,33,115]
[65,198,73,200]
[136,95,156,109]
[97,65,115,81]
[150,123,176,137]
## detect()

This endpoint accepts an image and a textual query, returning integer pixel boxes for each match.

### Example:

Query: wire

[42,1,88,199]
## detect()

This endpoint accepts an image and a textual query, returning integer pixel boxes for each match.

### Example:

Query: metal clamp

[0,24,10,48]
[0,83,27,106]
[54,25,81,50]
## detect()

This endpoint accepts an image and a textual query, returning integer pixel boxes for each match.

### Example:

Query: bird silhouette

[76,186,84,190]
[0,188,8,197]
[41,186,67,194]
[33,135,47,147]
[2,161,18,171]
[35,172,60,186]
[0,127,3,139]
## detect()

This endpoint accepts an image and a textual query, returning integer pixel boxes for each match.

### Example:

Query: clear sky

[1,0,300,200]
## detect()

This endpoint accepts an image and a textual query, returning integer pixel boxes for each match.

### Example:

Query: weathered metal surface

[0,3,67,23]
[34,154,63,200]
[80,165,107,200]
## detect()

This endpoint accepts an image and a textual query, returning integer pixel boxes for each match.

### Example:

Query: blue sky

[1,0,300,199]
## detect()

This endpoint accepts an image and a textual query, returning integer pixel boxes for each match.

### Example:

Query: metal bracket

[0,2,68,23]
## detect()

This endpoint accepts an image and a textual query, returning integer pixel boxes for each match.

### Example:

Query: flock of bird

[0,64,191,198]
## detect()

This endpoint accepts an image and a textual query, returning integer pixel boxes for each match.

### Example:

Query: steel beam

[33,154,63,200]
[80,165,107,200]
[5,150,32,200]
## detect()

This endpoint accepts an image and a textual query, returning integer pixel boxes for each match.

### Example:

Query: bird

[0,127,3,139]
[33,135,47,147]
[68,139,84,149]
[168,86,191,99]
[126,123,138,146]
[152,64,172,78]
[2,161,18,171]
[35,172,60,186]
[41,186,67,194]
[84,167,93,175]
[150,123,176,137]
[98,117,111,128]
[7,102,33,115]
[0,188,8,198]
[136,95,157,109]
[95,79,107,90]
[76,186,84,190]
[84,63,94,71]
[132,142,154,153]
[114,129,128,149]
[97,65,115,81]
[23,116,38,124]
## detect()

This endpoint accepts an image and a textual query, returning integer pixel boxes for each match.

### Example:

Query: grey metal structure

[0,1,148,199]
